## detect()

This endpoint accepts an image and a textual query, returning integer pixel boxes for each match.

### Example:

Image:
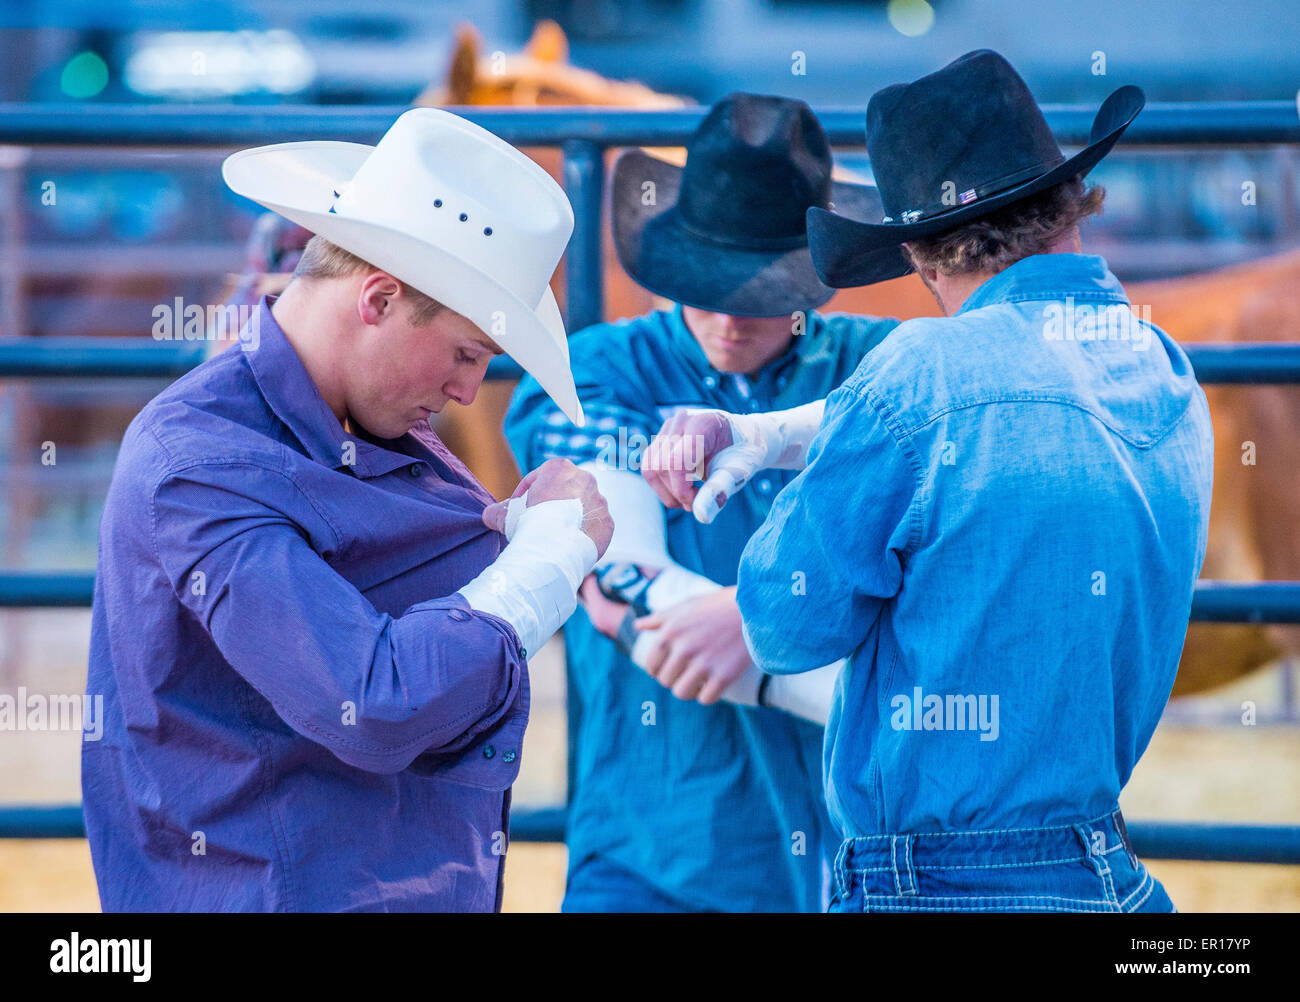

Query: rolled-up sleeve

[150,460,525,775]
[737,380,921,675]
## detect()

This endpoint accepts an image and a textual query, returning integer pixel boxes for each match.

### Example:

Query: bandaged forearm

[760,660,844,725]
[690,400,827,524]
[729,399,826,470]
[457,497,597,656]
[579,461,838,723]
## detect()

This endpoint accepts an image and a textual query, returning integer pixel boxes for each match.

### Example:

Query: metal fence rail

[4,338,1300,384]
[1,101,1298,147]
[1,103,1299,866]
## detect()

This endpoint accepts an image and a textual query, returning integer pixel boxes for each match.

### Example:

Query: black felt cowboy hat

[612,92,882,316]
[806,49,1145,289]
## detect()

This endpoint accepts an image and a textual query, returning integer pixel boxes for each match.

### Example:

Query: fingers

[481,500,508,533]
[512,464,546,499]
[692,469,738,525]
[654,646,693,689]
[642,411,726,512]
[696,673,732,706]
[671,664,709,702]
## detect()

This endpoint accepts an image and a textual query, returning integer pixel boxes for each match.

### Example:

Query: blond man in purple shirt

[83,110,611,911]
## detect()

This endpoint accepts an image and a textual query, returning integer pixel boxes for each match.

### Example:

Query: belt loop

[1073,822,1112,876]
[890,835,917,896]
[833,838,851,903]
[1112,809,1139,868]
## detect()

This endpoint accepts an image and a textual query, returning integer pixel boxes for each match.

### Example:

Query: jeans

[829,809,1176,913]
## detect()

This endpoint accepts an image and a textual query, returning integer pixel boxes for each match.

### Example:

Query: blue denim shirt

[83,297,529,912]
[737,254,1214,839]
[505,305,898,910]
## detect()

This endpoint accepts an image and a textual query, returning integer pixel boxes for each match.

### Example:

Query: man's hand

[483,458,614,558]
[633,586,753,704]
[579,574,631,639]
[641,409,752,524]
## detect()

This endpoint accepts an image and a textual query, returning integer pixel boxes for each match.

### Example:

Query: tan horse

[229,22,1300,696]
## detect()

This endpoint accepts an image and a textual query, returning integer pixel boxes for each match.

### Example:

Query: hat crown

[866,50,1064,225]
[332,108,573,308]
[676,93,832,244]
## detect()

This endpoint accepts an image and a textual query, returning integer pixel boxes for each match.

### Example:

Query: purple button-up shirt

[82,297,529,912]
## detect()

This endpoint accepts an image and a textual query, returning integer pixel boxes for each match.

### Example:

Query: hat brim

[612,148,883,316]
[223,140,584,426]
[807,84,1146,289]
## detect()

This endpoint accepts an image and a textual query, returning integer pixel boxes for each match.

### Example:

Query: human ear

[357,271,403,326]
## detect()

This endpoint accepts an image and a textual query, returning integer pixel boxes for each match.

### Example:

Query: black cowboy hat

[806,49,1145,289]
[612,92,882,316]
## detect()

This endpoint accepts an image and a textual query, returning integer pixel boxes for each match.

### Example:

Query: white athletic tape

[503,492,529,540]
[692,468,743,525]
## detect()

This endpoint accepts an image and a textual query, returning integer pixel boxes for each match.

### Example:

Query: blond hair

[292,235,446,325]
[904,176,1105,277]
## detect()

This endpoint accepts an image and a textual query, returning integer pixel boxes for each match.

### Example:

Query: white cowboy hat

[222,107,584,425]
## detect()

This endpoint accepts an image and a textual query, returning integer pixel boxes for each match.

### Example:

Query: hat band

[675,211,811,252]
[881,157,1065,224]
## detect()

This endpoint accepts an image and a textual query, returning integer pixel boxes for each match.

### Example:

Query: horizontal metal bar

[4,340,1298,383]
[1190,581,1300,624]
[0,573,94,607]
[0,805,566,843]
[0,338,207,378]
[1,805,1295,864]
[3,574,1300,628]
[1127,821,1300,864]
[1182,343,1300,383]
[0,102,1295,149]
[0,805,85,839]
[0,338,522,380]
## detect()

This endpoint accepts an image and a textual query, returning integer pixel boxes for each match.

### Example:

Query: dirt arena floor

[1,608,1297,912]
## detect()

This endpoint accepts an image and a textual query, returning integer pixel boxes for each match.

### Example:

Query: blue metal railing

[2,103,1300,865]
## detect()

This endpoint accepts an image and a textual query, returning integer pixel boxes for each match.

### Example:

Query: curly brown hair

[292,235,447,326]
[903,176,1105,276]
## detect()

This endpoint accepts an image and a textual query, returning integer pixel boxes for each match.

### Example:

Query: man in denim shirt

[507,94,898,911]
[644,52,1213,912]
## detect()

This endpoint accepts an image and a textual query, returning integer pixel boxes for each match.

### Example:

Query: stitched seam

[1121,870,1156,911]
[857,892,1117,905]
[151,456,344,550]
[848,854,1099,872]
[846,809,1121,842]
[858,900,1116,913]
[900,394,1189,449]
[842,381,927,558]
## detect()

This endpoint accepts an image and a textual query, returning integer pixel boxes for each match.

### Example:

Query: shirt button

[520,648,527,659]
[483,744,496,759]
[503,750,516,763]
[757,478,772,494]
[448,609,470,622]
[408,463,422,477]
[703,375,717,389]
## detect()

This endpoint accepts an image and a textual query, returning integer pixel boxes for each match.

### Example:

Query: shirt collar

[246,296,423,479]
[956,253,1128,316]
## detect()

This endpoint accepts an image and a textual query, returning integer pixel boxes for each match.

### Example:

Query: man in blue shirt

[506,94,897,911]
[644,53,1212,912]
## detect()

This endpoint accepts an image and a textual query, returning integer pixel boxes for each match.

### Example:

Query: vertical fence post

[561,140,605,332]
[559,138,606,820]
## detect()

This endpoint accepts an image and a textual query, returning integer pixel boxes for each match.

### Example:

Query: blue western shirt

[737,254,1214,840]
[83,297,530,912]
[505,305,898,911]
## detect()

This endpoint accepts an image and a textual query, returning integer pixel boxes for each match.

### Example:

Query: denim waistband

[836,809,1136,888]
